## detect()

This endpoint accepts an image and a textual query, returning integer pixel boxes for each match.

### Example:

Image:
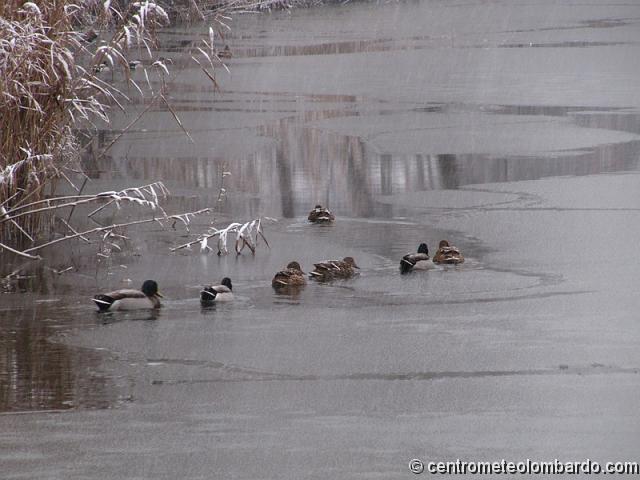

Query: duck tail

[200,288,217,303]
[93,295,114,311]
[399,256,414,274]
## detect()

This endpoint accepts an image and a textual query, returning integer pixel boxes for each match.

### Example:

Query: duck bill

[156,292,164,298]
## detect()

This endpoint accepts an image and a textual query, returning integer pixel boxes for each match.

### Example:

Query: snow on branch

[171,217,275,256]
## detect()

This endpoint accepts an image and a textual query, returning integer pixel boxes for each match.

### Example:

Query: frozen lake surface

[2,0,640,478]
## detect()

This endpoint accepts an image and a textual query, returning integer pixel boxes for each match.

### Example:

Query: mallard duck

[200,277,233,304]
[218,45,232,59]
[81,29,98,43]
[309,257,359,281]
[432,240,465,264]
[93,280,163,311]
[92,62,109,73]
[400,243,431,273]
[308,204,335,223]
[272,261,306,288]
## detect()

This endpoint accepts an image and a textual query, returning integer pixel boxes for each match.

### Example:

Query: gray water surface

[2,0,640,478]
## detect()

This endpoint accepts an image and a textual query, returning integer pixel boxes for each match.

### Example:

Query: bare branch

[170,217,273,255]
[0,242,41,260]
[23,208,211,254]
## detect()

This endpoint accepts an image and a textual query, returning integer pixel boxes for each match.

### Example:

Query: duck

[218,45,232,59]
[93,280,163,311]
[200,277,233,304]
[272,261,307,288]
[308,204,335,223]
[92,62,110,73]
[432,240,465,264]
[81,29,98,43]
[400,243,431,273]
[309,257,359,281]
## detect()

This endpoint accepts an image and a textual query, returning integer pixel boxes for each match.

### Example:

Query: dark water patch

[0,306,116,413]
[496,40,630,49]
[503,16,638,35]
[581,17,640,29]
[172,105,296,114]
[359,141,640,193]
[377,289,591,308]
[238,37,395,58]
[167,86,360,104]
[572,111,640,135]
[314,143,639,202]
[441,206,640,212]
[150,362,639,386]
[487,104,628,117]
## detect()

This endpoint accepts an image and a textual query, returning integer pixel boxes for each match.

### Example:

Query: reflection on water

[272,285,305,303]
[96,309,161,324]
[0,306,114,412]
[88,101,640,220]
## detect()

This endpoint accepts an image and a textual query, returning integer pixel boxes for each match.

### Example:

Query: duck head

[286,261,304,273]
[141,280,162,298]
[343,257,360,269]
[418,243,429,255]
[221,277,233,290]
[438,240,450,248]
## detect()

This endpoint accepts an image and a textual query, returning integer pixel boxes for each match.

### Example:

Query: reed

[0,0,165,246]
[0,0,262,258]
[1,2,78,244]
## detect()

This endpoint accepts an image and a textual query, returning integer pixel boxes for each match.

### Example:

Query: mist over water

[2,1,640,478]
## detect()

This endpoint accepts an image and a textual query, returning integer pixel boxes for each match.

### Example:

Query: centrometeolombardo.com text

[409,458,640,475]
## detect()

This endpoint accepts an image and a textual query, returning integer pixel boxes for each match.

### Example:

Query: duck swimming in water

[309,257,359,281]
[308,205,335,223]
[200,277,234,304]
[432,240,465,264]
[272,261,306,288]
[93,280,163,311]
[218,45,232,59]
[400,243,431,273]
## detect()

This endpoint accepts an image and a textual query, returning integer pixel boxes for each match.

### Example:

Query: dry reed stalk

[0,0,275,264]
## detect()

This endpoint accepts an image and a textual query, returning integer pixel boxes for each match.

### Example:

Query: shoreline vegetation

[0,0,294,277]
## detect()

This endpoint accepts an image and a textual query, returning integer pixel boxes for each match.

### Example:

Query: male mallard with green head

[432,240,465,264]
[201,277,234,304]
[309,257,359,281]
[93,280,163,311]
[272,261,306,288]
[308,204,335,223]
[400,243,431,273]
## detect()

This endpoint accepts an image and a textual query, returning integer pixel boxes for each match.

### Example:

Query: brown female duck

[309,257,359,281]
[272,261,307,288]
[432,240,465,264]
[308,204,335,223]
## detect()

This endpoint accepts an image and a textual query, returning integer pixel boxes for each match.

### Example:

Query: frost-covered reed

[0,0,254,254]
